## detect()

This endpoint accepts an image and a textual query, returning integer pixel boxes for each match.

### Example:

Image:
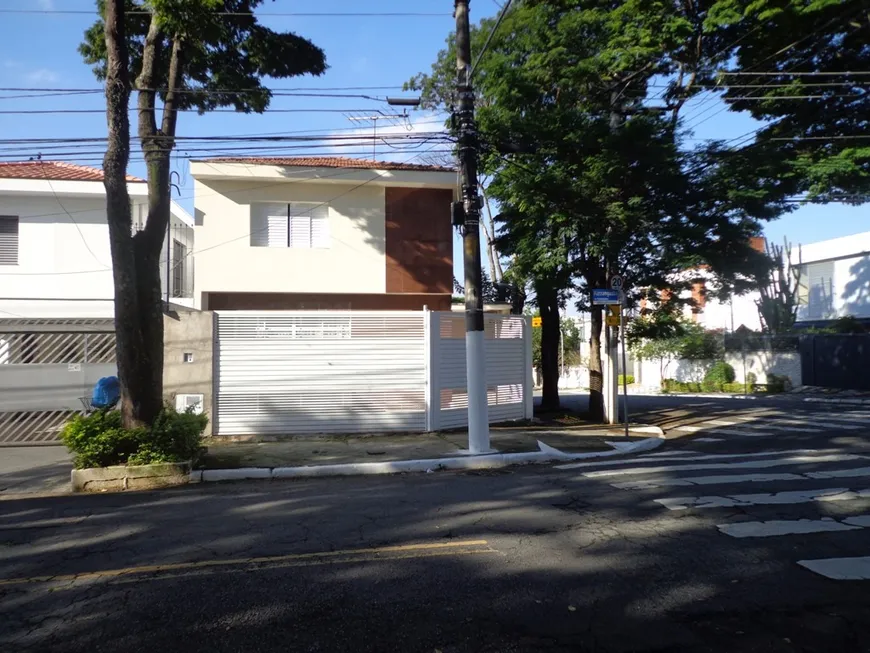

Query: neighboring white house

[0,161,194,318]
[190,156,457,312]
[791,230,870,325]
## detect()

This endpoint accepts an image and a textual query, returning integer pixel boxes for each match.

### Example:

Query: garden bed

[71,461,192,492]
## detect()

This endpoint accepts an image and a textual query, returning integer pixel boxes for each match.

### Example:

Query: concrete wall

[163,308,214,436]
[635,352,801,389]
[192,178,388,304]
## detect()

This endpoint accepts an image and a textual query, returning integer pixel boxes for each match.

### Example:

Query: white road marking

[815,413,870,424]
[843,515,870,527]
[578,453,866,478]
[611,472,803,490]
[717,518,863,538]
[798,556,870,580]
[772,417,864,431]
[692,437,723,442]
[673,424,774,437]
[557,449,817,471]
[655,487,870,511]
[806,466,870,480]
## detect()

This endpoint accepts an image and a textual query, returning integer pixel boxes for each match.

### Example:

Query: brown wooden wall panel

[384,187,453,294]
[204,292,452,312]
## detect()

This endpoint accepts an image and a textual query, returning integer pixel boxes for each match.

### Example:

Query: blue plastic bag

[92,376,120,409]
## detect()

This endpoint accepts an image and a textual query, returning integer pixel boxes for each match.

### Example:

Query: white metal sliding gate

[215,311,428,435]
[214,310,533,436]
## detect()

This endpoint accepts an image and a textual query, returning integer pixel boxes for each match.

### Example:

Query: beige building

[190,156,457,312]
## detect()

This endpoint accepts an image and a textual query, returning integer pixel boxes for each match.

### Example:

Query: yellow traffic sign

[607,304,621,317]
[532,316,542,327]
[606,315,621,327]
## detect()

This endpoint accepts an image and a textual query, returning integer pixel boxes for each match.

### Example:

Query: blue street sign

[592,289,621,305]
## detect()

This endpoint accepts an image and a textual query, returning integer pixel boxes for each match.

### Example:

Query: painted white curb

[202,468,272,482]
[200,437,664,482]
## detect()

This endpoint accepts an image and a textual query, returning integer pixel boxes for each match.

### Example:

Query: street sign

[605,315,620,327]
[610,276,623,291]
[531,316,542,328]
[607,304,621,317]
[592,289,621,305]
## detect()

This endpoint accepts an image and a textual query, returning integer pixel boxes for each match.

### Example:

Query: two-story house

[190,157,455,311]
[0,161,194,318]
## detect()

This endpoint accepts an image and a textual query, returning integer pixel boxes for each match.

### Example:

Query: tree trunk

[588,305,605,422]
[537,282,561,411]
[102,0,162,427]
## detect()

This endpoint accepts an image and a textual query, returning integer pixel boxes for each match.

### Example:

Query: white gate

[214,310,533,436]
[215,311,428,435]
[428,312,533,430]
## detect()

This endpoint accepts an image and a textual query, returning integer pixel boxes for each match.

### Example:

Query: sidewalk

[1,424,663,495]
[202,425,655,470]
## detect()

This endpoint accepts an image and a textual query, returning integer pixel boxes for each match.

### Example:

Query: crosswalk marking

[717,518,863,538]
[578,453,866,478]
[611,472,803,490]
[674,425,774,437]
[654,487,870,511]
[610,466,870,490]
[566,443,870,580]
[798,556,870,580]
[669,412,869,438]
[554,449,816,471]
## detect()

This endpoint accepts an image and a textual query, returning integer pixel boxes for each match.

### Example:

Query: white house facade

[0,161,194,319]
[792,230,870,325]
[190,157,457,312]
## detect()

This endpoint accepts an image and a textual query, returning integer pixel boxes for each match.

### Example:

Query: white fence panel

[431,312,532,430]
[215,311,427,435]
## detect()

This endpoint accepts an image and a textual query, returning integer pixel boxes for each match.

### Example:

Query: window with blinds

[0,216,19,265]
[252,203,330,249]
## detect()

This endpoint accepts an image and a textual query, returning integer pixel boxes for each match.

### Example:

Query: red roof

[196,156,455,173]
[0,161,144,183]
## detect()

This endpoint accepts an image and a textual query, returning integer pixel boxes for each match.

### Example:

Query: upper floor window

[0,216,19,265]
[252,203,330,249]
[797,261,835,319]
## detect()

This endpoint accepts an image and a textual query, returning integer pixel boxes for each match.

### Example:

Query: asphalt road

[1,397,869,652]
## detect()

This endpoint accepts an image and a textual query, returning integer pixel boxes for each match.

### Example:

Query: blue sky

[0,0,866,280]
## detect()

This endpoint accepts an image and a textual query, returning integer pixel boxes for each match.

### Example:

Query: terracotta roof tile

[0,161,144,182]
[196,156,455,173]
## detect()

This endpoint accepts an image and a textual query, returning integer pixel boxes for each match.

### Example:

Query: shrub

[764,374,792,393]
[703,361,735,392]
[61,406,208,469]
[746,372,757,386]
[617,374,635,386]
[722,382,747,393]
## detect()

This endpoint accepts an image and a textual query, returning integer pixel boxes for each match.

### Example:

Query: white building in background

[0,161,194,318]
[792,230,870,325]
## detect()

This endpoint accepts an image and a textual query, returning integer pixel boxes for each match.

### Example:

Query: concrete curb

[637,392,870,405]
[198,436,664,482]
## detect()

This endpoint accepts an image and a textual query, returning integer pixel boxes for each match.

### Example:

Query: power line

[0,107,385,115]
[0,9,449,17]
[470,0,514,78]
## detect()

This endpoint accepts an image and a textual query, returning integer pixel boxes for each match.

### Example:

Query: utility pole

[455,0,490,453]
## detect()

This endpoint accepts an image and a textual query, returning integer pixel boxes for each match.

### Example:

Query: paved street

[1,398,869,652]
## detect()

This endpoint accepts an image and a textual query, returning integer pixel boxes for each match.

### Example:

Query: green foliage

[746,371,758,385]
[706,361,737,385]
[61,406,207,470]
[661,379,702,393]
[630,317,723,363]
[79,0,327,113]
[60,410,145,470]
[618,374,635,386]
[722,382,748,393]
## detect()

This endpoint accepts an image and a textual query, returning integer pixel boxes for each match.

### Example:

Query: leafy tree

[628,313,723,385]
[706,0,870,201]
[409,0,782,420]
[531,315,583,372]
[83,0,325,427]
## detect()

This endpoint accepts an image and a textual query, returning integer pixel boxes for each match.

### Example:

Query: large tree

[410,0,782,420]
[706,0,870,200]
[83,0,326,427]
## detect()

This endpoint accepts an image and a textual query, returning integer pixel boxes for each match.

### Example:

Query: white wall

[0,191,194,317]
[193,178,387,306]
[636,352,801,389]
[792,231,870,323]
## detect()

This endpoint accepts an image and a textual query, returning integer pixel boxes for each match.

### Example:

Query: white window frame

[252,203,330,249]
[0,216,19,266]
